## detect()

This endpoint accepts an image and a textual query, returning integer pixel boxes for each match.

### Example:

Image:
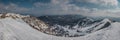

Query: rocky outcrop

[0,13,56,35]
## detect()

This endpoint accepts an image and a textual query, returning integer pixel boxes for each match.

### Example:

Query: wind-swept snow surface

[0,13,120,40]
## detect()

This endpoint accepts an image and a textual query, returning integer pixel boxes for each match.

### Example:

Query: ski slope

[0,17,120,40]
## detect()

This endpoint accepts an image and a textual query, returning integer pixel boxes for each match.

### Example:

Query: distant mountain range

[38,15,93,26]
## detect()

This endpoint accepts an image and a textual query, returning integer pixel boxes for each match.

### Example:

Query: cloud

[86,9,120,17]
[0,0,120,18]
[74,0,119,6]
[0,3,30,13]
[34,2,50,8]
[32,0,119,16]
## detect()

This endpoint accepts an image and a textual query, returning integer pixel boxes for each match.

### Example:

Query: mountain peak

[101,18,111,23]
[0,13,30,18]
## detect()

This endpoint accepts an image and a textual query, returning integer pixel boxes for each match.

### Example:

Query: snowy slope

[0,13,120,40]
[48,18,112,37]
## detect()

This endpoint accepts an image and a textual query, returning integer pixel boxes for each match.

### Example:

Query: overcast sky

[0,0,120,17]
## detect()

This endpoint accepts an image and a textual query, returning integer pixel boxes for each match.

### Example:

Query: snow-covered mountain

[0,13,55,35]
[38,15,113,37]
[0,13,120,40]
[46,18,112,37]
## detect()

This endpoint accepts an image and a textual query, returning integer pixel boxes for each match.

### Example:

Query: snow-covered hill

[0,13,120,40]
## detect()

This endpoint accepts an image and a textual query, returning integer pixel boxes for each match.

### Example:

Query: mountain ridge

[0,13,120,40]
[0,13,113,37]
[0,13,57,35]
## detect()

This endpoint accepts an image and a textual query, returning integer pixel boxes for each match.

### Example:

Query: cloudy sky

[0,0,120,17]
